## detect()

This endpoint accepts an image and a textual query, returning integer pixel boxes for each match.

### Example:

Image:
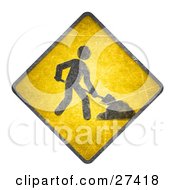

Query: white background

[0,0,174,189]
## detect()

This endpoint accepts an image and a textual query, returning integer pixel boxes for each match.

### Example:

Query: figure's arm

[54,60,72,82]
[83,64,98,97]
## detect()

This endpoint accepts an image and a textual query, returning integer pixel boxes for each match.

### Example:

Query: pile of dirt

[97,94,135,120]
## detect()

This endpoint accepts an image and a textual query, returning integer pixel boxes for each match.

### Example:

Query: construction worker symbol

[54,45,135,120]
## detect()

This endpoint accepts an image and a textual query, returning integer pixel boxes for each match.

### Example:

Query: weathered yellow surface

[14,13,162,162]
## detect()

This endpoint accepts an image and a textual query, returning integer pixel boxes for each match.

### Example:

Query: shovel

[84,88,135,119]
[83,89,116,105]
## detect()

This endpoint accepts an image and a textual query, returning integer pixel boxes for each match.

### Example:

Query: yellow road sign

[12,12,163,163]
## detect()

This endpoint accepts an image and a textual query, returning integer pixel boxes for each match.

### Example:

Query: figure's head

[77,46,91,60]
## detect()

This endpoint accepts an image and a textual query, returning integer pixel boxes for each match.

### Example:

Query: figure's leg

[82,96,91,120]
[74,85,91,120]
[55,88,72,115]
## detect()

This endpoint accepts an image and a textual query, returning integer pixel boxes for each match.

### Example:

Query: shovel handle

[96,94,104,99]
[83,89,103,99]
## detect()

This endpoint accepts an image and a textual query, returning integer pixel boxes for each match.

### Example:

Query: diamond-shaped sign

[12,12,163,163]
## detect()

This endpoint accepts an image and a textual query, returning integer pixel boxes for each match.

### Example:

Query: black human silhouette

[54,46,98,120]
